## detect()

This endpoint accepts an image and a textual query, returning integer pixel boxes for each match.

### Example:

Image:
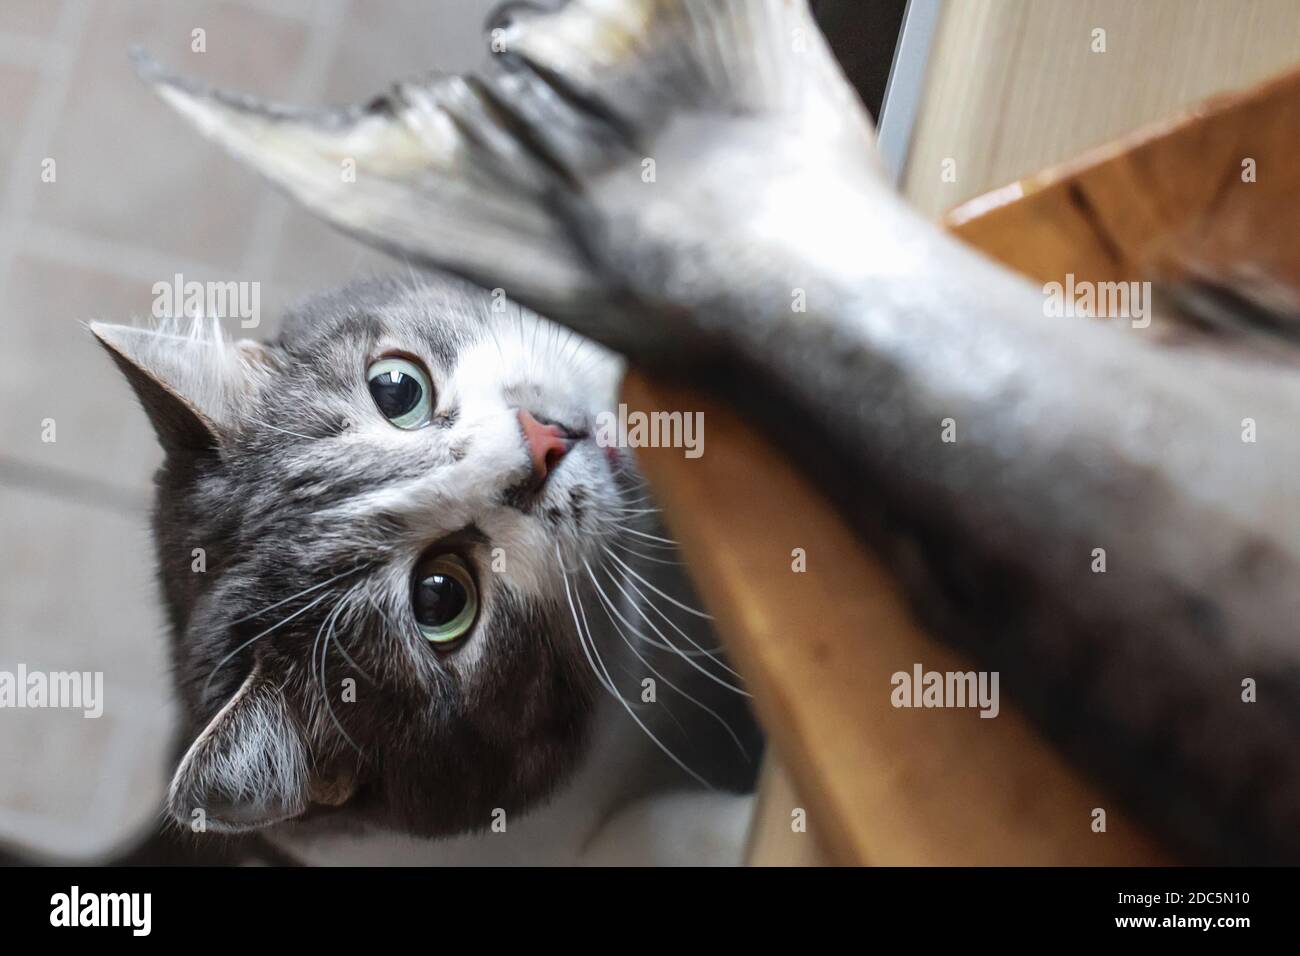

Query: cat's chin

[270,802,365,836]
[254,787,415,842]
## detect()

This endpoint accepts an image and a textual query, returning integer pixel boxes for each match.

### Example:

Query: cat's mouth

[504,409,590,512]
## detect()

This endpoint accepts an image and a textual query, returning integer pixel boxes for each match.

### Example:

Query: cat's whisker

[309,593,337,713]
[568,346,607,384]
[401,258,426,297]
[585,558,700,656]
[560,327,588,375]
[591,501,658,528]
[529,308,543,378]
[616,489,660,508]
[572,568,626,698]
[620,527,683,549]
[591,518,678,563]
[603,548,715,621]
[318,588,364,756]
[584,560,749,761]
[606,537,686,567]
[565,553,655,701]
[596,539,723,654]
[594,522,681,551]
[612,467,656,494]
[556,324,577,369]
[240,413,317,442]
[228,565,363,627]
[557,545,621,701]
[544,319,558,371]
[330,594,378,685]
[604,559,732,669]
[557,548,710,789]
[486,312,509,368]
[516,307,528,379]
[203,587,336,701]
[599,559,748,695]
[584,562,689,739]
[595,530,728,650]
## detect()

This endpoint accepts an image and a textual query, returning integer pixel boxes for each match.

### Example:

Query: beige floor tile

[258,199,399,327]
[322,0,491,104]
[0,0,65,38]
[255,0,498,323]
[0,705,173,857]
[0,487,169,686]
[0,253,165,489]
[26,0,311,272]
[0,0,506,861]
[0,486,174,857]
[0,63,40,180]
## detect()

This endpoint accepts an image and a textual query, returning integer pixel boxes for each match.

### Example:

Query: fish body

[135,0,1300,861]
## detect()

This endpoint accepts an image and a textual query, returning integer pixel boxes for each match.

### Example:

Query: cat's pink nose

[517,409,574,484]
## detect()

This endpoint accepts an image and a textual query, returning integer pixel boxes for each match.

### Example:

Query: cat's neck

[268,687,681,864]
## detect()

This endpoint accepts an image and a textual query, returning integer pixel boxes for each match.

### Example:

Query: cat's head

[92,274,642,837]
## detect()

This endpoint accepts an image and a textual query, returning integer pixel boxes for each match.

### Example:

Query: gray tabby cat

[91,274,758,865]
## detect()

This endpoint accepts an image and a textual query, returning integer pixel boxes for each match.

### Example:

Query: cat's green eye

[413,554,478,647]
[367,356,433,429]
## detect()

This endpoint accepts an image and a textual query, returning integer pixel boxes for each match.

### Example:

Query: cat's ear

[167,666,311,833]
[89,321,271,453]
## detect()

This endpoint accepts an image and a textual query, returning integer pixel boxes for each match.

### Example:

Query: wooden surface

[944,62,1300,316]
[622,375,1169,865]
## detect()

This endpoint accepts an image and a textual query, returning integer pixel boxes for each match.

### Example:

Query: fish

[132,0,1300,863]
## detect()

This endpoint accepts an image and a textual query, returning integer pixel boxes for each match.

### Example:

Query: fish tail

[131,2,875,355]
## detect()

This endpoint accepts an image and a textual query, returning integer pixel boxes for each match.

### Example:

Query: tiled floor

[0,0,499,857]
